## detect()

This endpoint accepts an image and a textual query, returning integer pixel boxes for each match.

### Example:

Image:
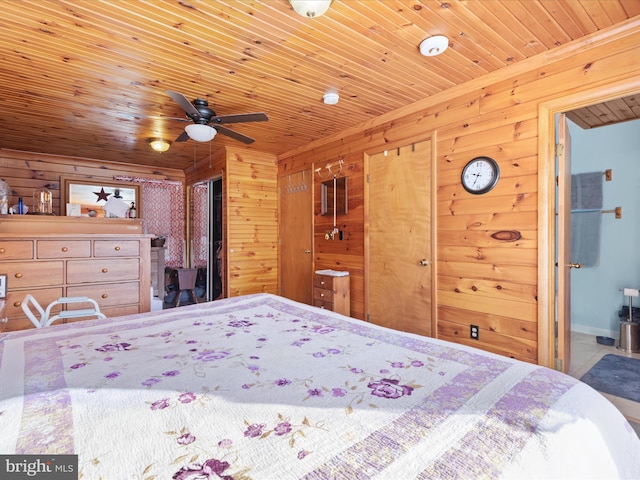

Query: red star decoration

[94,188,111,202]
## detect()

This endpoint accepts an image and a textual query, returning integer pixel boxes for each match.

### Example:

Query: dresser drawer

[94,240,140,257]
[67,281,140,308]
[5,287,64,319]
[3,261,64,288]
[3,316,37,332]
[37,240,91,258]
[67,258,140,284]
[101,304,140,318]
[0,240,34,260]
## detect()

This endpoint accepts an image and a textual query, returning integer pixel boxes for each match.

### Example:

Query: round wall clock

[461,156,500,194]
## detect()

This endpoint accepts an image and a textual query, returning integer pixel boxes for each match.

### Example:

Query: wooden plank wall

[186,146,278,297]
[0,148,184,216]
[278,23,640,363]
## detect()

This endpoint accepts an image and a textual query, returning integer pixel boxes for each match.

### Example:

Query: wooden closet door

[367,141,433,336]
[279,169,313,304]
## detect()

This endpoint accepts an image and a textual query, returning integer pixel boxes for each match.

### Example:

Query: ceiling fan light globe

[185,124,217,142]
[289,0,332,18]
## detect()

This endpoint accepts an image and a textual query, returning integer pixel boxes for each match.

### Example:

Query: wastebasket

[618,321,640,353]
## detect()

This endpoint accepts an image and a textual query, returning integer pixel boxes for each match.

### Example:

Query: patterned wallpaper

[191,183,208,268]
[115,176,185,268]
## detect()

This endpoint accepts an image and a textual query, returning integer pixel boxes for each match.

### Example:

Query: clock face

[461,156,500,194]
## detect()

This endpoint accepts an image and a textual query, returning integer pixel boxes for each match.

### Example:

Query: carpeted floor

[580,354,640,403]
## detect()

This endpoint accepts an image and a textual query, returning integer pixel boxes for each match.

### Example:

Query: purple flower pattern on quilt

[177,432,195,445]
[95,342,132,352]
[194,350,230,362]
[173,458,233,480]
[368,378,414,399]
[42,295,502,478]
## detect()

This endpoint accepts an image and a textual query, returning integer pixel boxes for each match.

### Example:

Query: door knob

[419,259,430,266]
[569,263,583,269]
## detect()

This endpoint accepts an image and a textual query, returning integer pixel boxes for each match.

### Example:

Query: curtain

[113,176,185,268]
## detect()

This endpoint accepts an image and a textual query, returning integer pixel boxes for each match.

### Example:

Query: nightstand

[313,271,350,316]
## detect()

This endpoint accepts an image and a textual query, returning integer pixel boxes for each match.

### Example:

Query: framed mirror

[321,176,348,215]
[61,176,141,218]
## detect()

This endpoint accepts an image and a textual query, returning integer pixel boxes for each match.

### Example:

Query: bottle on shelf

[129,202,137,218]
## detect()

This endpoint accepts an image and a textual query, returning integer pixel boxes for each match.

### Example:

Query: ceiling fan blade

[215,125,255,144]
[146,115,190,122]
[165,90,200,118]
[175,130,190,143]
[210,112,269,125]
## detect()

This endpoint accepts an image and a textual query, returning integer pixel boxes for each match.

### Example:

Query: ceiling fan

[165,90,268,144]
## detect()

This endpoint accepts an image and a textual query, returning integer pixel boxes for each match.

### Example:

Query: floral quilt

[1,293,639,479]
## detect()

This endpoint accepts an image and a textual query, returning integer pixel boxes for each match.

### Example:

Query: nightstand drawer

[313,299,334,310]
[314,274,334,289]
[37,240,91,258]
[94,240,140,257]
[0,240,34,260]
[314,287,334,302]
[67,258,140,284]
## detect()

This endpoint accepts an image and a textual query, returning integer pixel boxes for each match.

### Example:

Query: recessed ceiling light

[419,35,449,56]
[323,92,339,105]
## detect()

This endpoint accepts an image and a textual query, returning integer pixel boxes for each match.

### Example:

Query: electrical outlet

[470,325,479,340]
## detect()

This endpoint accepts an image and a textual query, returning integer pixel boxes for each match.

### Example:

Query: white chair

[22,294,106,328]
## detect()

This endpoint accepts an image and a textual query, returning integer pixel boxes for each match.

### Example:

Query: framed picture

[0,274,6,299]
[61,176,141,218]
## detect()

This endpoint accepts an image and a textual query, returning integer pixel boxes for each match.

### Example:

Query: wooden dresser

[0,216,151,331]
[313,271,350,316]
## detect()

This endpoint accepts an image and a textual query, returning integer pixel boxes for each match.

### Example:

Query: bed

[1,293,639,479]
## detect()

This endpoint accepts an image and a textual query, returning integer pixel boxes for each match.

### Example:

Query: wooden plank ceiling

[566,93,640,129]
[0,0,638,171]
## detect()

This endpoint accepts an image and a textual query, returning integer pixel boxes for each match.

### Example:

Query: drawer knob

[320,293,324,297]
[13,301,21,307]
[115,246,121,251]
[61,246,68,252]
[0,248,5,254]
[14,273,22,278]
[320,281,325,285]
[102,294,108,299]
[101,268,108,273]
